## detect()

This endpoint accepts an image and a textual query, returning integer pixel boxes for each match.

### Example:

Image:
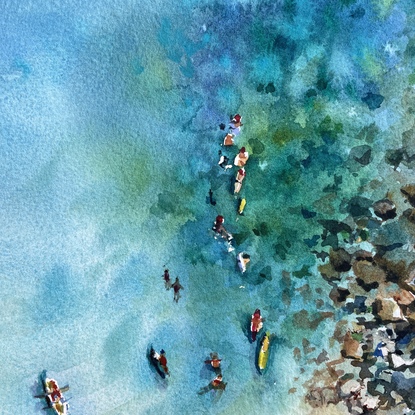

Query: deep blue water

[1,1,415,414]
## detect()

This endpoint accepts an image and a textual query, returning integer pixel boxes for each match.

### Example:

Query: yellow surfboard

[257,331,271,371]
[238,198,246,215]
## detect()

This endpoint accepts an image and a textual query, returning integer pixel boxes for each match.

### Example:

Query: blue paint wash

[2,0,415,414]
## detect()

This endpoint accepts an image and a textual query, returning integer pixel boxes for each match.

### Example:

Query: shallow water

[2,0,415,414]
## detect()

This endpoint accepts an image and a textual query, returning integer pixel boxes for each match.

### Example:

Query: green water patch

[360,48,386,83]
[271,124,305,147]
[149,184,196,234]
[317,115,344,144]
[356,123,379,143]
[371,0,396,19]
[92,139,154,204]
[248,138,266,155]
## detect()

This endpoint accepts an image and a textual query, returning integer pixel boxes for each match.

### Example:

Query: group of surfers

[151,114,265,393]
[218,114,249,195]
[162,268,184,303]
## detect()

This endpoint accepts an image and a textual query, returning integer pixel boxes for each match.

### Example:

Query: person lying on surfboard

[234,147,249,167]
[223,132,235,146]
[229,114,243,135]
[237,252,250,273]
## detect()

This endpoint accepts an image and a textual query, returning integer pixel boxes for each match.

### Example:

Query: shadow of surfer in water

[206,188,216,206]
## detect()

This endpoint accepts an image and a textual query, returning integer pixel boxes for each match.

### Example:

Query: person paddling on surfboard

[212,215,233,242]
[234,168,246,194]
[204,352,222,375]
[251,309,263,342]
[153,349,170,376]
[198,374,227,394]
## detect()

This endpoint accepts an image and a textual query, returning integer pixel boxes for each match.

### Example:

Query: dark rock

[265,82,276,93]
[306,88,317,98]
[349,145,372,166]
[318,219,352,234]
[374,243,404,256]
[312,250,330,261]
[321,233,339,249]
[391,372,415,409]
[401,185,415,207]
[373,198,397,221]
[259,265,272,280]
[304,235,320,248]
[362,92,384,110]
[330,248,352,272]
[273,34,290,50]
[386,148,406,169]
[402,208,415,224]
[356,279,379,292]
[330,287,351,304]
[317,78,328,91]
[256,83,264,92]
[346,196,372,218]
[344,296,368,314]
[350,6,365,18]
[301,208,317,219]
[353,250,374,262]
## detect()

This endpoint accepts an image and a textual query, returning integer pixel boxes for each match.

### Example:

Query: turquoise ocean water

[1,1,415,414]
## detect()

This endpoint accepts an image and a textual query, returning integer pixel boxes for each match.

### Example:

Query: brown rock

[353,261,386,285]
[319,263,341,282]
[374,297,405,322]
[401,184,415,207]
[341,331,363,359]
[393,290,415,306]
[373,199,397,221]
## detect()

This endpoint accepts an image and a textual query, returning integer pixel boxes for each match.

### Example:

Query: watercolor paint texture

[2,0,415,414]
